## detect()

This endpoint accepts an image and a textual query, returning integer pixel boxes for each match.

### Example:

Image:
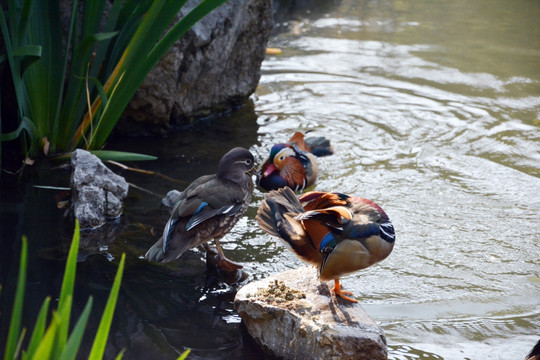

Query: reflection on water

[1,0,540,359]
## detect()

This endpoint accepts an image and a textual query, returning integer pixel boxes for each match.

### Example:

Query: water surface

[1,0,539,359]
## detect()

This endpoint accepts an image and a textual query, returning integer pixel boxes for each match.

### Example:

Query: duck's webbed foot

[332,279,358,303]
[213,238,243,271]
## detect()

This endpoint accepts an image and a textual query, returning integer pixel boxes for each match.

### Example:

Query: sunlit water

[1,0,539,359]
[249,1,540,359]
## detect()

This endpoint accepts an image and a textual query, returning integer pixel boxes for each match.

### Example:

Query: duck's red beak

[263,163,277,177]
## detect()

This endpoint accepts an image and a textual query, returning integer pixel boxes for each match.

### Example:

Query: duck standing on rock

[258,132,333,192]
[256,187,395,302]
[145,147,256,272]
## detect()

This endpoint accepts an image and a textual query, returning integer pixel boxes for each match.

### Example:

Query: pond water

[1,0,539,359]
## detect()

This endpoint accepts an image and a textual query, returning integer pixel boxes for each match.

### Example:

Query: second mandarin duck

[145,147,256,272]
[258,132,333,192]
[256,186,395,302]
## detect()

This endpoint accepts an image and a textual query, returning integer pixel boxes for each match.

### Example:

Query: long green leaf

[88,253,126,360]
[23,1,64,149]
[0,5,26,123]
[31,313,60,360]
[150,0,228,62]
[0,115,37,142]
[177,349,191,360]
[23,297,51,360]
[0,45,42,63]
[52,150,157,162]
[50,0,80,153]
[52,296,73,359]
[16,0,33,44]
[58,298,93,360]
[90,150,157,161]
[56,31,118,150]
[4,236,27,360]
[58,220,79,311]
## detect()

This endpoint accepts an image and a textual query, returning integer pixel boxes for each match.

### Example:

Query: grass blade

[51,296,73,359]
[3,236,27,360]
[24,297,51,360]
[177,349,191,360]
[31,313,60,360]
[90,150,157,161]
[88,253,126,360]
[58,297,93,360]
[58,220,80,312]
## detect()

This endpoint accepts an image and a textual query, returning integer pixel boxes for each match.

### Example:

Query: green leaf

[88,253,126,360]
[31,313,60,360]
[89,150,157,161]
[50,296,72,360]
[58,220,80,312]
[58,297,93,360]
[177,349,191,360]
[4,236,27,360]
[24,297,52,360]
[113,350,126,360]
[0,45,42,63]
[52,150,157,162]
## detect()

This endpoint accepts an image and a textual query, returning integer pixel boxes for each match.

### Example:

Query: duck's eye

[279,156,284,161]
[245,159,252,166]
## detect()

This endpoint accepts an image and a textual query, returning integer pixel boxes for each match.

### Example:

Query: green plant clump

[1,220,125,359]
[0,0,228,169]
[1,220,191,360]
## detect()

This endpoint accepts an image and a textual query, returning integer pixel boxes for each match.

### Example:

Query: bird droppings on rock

[250,279,307,303]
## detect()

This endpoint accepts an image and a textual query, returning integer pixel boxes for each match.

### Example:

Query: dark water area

[0,104,264,359]
[2,0,540,359]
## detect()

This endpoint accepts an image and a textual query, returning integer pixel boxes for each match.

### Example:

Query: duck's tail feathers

[304,136,333,157]
[256,187,322,265]
[144,237,166,262]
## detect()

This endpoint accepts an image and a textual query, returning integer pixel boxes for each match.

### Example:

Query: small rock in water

[70,149,129,229]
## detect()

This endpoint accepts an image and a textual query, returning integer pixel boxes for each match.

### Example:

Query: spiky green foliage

[0,0,228,168]
[1,220,126,360]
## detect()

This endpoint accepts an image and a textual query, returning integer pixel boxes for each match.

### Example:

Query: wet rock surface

[234,266,387,360]
[70,149,129,229]
[121,0,274,133]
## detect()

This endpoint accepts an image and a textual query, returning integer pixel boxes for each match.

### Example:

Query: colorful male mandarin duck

[145,147,256,272]
[256,187,395,302]
[258,132,333,192]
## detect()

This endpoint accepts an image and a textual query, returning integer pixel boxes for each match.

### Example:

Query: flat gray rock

[234,266,387,360]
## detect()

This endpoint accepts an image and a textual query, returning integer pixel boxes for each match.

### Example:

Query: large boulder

[121,0,274,133]
[234,266,387,360]
[70,149,129,229]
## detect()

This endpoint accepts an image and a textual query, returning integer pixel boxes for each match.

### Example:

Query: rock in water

[70,150,129,229]
[234,266,387,360]
[122,0,274,132]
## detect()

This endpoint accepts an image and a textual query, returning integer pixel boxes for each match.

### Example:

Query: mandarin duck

[258,132,333,192]
[256,186,395,302]
[145,147,256,272]
[526,340,540,360]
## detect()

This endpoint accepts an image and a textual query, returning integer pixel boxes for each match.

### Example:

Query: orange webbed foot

[331,279,358,303]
